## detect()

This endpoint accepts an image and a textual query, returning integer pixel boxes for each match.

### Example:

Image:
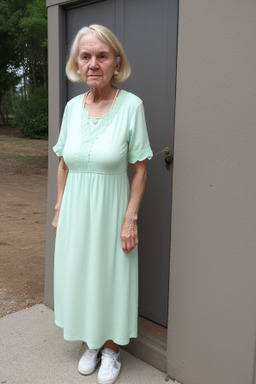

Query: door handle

[164,147,173,170]
[153,147,173,170]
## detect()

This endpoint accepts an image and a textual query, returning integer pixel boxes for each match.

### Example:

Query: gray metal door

[65,0,178,326]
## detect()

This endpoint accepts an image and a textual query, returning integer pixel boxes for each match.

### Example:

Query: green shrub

[13,86,48,139]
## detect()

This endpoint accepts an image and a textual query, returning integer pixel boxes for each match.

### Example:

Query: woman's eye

[100,54,106,59]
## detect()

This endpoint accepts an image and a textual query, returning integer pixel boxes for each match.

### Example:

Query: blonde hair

[66,24,131,84]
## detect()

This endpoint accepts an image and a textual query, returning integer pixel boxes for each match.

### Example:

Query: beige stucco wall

[167,1,256,384]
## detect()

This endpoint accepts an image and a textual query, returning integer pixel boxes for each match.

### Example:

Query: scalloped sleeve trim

[128,145,153,164]
[53,143,64,157]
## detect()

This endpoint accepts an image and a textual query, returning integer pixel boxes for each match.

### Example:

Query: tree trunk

[0,95,7,124]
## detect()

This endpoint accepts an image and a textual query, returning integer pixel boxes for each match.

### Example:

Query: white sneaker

[78,348,101,375]
[97,348,121,384]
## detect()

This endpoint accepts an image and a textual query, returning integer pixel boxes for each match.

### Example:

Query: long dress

[53,89,152,349]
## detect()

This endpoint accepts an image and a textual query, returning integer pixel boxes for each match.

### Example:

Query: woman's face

[77,34,119,90]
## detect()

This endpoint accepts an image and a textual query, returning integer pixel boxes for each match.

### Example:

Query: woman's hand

[52,209,60,235]
[121,216,138,254]
[52,157,69,236]
[121,160,147,254]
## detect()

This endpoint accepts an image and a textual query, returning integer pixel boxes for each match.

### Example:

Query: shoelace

[83,349,98,359]
[101,354,115,370]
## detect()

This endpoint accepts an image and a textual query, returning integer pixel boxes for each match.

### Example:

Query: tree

[0,0,48,136]
[19,0,48,90]
[0,1,20,122]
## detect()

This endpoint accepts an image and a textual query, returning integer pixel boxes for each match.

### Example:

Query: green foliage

[0,1,20,122]
[19,0,48,88]
[0,0,48,132]
[13,86,48,139]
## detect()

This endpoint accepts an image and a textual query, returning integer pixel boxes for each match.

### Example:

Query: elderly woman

[52,24,152,384]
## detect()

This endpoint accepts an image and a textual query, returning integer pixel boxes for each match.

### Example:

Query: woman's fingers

[52,212,59,235]
[121,228,138,253]
[52,222,57,235]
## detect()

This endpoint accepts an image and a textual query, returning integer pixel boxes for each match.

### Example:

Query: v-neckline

[83,88,120,119]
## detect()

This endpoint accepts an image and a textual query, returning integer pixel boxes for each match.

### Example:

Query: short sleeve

[128,102,153,164]
[53,104,68,157]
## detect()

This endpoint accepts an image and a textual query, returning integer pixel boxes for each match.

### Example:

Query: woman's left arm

[121,160,147,254]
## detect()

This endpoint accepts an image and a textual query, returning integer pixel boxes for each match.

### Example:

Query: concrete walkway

[0,304,174,384]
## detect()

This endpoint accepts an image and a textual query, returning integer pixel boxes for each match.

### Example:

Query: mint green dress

[53,90,152,349]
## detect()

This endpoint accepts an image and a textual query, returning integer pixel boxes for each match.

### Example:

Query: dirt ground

[0,125,48,318]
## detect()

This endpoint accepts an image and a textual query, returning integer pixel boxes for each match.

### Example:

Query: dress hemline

[55,319,137,349]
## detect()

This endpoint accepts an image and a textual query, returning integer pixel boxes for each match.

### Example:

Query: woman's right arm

[52,157,69,235]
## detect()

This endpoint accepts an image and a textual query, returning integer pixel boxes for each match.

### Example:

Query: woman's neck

[84,86,120,118]
[88,85,116,103]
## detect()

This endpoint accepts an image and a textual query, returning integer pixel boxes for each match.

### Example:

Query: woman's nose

[89,56,98,69]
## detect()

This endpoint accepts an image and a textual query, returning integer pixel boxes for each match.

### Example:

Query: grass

[0,138,47,148]
[0,154,48,168]
[0,125,48,174]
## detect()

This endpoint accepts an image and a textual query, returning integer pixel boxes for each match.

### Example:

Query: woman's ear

[115,56,121,71]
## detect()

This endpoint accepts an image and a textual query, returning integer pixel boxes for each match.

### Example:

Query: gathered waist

[68,170,127,176]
